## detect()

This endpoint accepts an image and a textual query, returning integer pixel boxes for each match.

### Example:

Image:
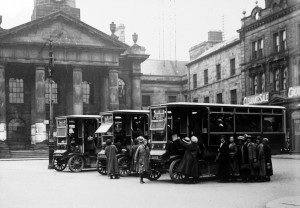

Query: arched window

[283,67,288,90]
[9,78,24,103]
[118,78,126,105]
[254,75,258,94]
[261,73,265,92]
[45,78,58,104]
[82,81,93,104]
[8,118,26,140]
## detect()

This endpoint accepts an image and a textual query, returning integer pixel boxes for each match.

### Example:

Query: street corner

[266,196,300,208]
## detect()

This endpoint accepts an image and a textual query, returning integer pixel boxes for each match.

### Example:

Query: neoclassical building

[0,0,149,154]
[238,0,300,152]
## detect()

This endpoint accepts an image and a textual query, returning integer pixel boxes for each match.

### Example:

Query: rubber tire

[96,160,107,175]
[169,159,185,183]
[148,169,162,181]
[68,155,84,173]
[53,158,67,171]
[118,157,131,177]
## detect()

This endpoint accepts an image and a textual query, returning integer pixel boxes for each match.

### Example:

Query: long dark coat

[105,145,119,176]
[217,141,230,179]
[256,143,266,177]
[134,144,151,174]
[177,140,201,178]
[229,142,239,176]
[131,144,140,172]
[264,144,273,176]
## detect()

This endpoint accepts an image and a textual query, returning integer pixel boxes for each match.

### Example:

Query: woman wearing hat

[105,139,120,179]
[237,135,250,182]
[177,136,201,183]
[134,137,151,183]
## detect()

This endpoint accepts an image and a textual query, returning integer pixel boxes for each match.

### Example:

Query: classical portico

[0,8,149,151]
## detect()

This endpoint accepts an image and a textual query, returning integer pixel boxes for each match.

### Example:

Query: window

[252,41,258,59]
[193,74,197,89]
[273,33,279,53]
[9,78,24,103]
[275,69,280,91]
[283,67,288,90]
[216,64,221,80]
[142,95,151,107]
[82,81,92,104]
[261,73,266,92]
[204,96,209,103]
[230,89,237,104]
[45,79,58,104]
[193,98,198,103]
[254,75,258,94]
[204,69,208,85]
[184,95,188,102]
[168,96,177,103]
[258,39,264,58]
[274,30,286,53]
[230,59,235,76]
[118,78,126,105]
[8,118,26,140]
[216,93,222,104]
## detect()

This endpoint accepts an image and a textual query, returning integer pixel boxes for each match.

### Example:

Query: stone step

[10,150,49,158]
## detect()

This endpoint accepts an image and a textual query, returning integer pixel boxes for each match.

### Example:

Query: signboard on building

[288,86,300,98]
[243,92,269,105]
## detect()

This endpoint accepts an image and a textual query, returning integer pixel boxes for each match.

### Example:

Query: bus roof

[150,102,286,109]
[56,115,101,119]
[100,110,149,116]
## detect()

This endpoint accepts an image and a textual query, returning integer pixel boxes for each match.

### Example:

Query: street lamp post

[48,40,55,169]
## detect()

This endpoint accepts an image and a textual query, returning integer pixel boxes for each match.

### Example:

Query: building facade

[187,34,243,105]
[0,0,149,155]
[238,0,300,152]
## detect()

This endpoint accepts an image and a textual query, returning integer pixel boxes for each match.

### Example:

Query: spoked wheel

[68,155,84,172]
[96,160,107,175]
[148,169,162,181]
[169,159,185,183]
[118,157,131,177]
[53,158,67,171]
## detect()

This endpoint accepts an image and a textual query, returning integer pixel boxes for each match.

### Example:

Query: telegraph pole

[48,40,55,169]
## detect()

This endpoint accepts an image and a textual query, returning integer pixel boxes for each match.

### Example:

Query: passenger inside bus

[167,132,184,156]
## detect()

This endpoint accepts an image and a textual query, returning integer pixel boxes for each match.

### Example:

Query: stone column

[108,68,119,110]
[73,66,83,115]
[34,66,47,145]
[0,64,6,142]
[132,72,142,110]
[100,73,109,112]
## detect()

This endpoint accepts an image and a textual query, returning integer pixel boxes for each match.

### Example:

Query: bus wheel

[96,160,107,175]
[53,158,67,171]
[169,159,185,183]
[68,155,84,172]
[118,157,131,177]
[148,169,162,181]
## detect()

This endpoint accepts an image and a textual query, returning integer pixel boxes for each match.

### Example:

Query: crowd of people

[216,134,273,183]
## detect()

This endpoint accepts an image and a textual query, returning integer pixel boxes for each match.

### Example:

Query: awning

[95,123,112,133]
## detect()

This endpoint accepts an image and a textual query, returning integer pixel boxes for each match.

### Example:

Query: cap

[238,136,245,140]
[137,136,144,143]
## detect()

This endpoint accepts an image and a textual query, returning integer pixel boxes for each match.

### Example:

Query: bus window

[263,115,283,132]
[210,113,234,132]
[236,114,261,132]
[151,130,166,142]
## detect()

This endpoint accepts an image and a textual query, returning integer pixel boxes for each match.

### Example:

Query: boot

[140,175,145,184]
[110,175,113,179]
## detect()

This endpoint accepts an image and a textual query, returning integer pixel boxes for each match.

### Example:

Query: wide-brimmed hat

[237,136,245,140]
[182,137,191,144]
[137,136,144,143]
[191,136,198,143]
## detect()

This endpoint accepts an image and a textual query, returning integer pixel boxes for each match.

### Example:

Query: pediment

[269,94,287,105]
[0,11,128,50]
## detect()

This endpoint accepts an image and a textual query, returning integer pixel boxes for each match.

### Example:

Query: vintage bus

[53,115,101,172]
[149,102,286,182]
[96,110,149,176]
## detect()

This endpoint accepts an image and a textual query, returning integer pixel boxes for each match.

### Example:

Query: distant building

[186,33,242,105]
[238,0,300,152]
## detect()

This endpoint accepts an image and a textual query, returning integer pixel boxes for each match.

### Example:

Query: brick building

[0,0,149,155]
[238,0,300,152]
[186,32,243,105]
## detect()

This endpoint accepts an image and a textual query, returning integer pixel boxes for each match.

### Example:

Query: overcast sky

[0,0,264,61]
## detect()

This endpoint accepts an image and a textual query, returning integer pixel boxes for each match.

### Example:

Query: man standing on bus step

[217,135,230,182]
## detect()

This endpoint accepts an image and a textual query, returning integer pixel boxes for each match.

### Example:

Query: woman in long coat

[134,137,151,183]
[246,135,257,181]
[177,136,201,183]
[229,136,239,180]
[255,137,266,181]
[105,139,120,179]
[263,138,273,181]
[217,135,230,182]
